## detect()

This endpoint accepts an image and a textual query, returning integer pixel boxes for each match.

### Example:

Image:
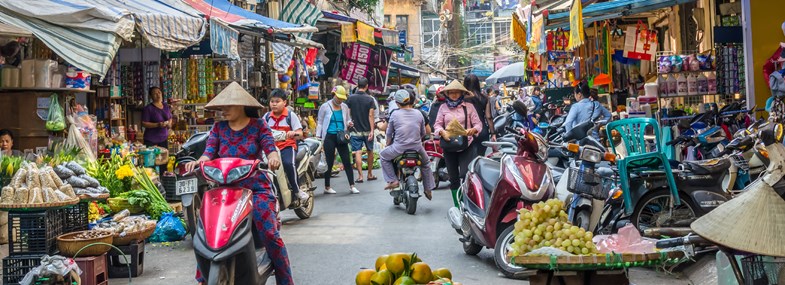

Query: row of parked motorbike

[442,99,784,279]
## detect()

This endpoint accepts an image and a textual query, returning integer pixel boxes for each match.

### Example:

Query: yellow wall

[746,0,785,108]
[383,0,423,61]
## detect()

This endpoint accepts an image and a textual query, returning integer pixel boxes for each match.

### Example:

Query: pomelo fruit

[431,268,452,280]
[375,255,389,271]
[356,269,375,285]
[370,269,393,285]
[385,253,411,276]
[410,262,433,283]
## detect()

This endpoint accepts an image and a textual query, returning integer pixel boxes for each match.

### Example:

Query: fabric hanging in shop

[341,23,357,42]
[356,22,376,45]
[340,43,392,93]
[567,0,584,50]
[511,13,527,50]
[89,0,206,51]
[522,4,532,42]
[210,19,240,60]
[0,0,135,76]
[537,16,547,55]
[272,0,323,72]
[529,14,544,54]
[174,0,317,34]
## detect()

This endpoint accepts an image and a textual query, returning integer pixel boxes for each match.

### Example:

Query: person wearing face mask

[0,129,22,157]
[433,80,483,207]
[141,87,172,148]
[182,82,291,285]
[316,86,358,194]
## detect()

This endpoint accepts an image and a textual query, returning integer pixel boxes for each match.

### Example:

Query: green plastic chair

[605,118,680,214]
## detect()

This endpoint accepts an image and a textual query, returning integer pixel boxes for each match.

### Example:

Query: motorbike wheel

[405,176,418,215]
[294,178,315,219]
[494,225,526,279]
[631,189,700,231]
[186,191,203,239]
[463,239,482,256]
[574,209,591,231]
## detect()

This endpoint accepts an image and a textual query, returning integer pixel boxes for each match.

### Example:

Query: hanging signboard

[357,22,376,44]
[341,23,357,42]
[623,24,658,61]
[340,43,392,93]
[567,0,584,50]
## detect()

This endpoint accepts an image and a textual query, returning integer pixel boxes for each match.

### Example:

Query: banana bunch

[0,156,23,186]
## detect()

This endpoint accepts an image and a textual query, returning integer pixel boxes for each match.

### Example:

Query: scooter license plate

[176,177,198,195]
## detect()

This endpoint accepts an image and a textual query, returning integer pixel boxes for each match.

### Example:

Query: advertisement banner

[567,0,584,50]
[356,22,376,45]
[340,43,392,93]
[341,23,357,42]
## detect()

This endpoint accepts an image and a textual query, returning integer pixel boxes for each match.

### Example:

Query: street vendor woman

[141,87,172,148]
[0,129,23,157]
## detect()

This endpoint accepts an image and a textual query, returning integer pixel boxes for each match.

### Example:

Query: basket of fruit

[355,252,461,285]
[57,230,114,257]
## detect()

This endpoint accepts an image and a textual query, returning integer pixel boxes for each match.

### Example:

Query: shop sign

[340,43,392,93]
[357,22,376,45]
[341,23,357,42]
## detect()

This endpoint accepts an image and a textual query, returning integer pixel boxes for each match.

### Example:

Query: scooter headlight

[203,166,224,184]
[226,165,253,184]
[579,147,603,163]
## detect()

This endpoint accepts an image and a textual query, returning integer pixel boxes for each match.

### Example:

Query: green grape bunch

[510,199,599,257]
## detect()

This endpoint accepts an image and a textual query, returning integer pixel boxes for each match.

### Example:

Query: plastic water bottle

[677,73,688,96]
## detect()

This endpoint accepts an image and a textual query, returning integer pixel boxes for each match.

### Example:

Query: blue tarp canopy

[545,0,697,29]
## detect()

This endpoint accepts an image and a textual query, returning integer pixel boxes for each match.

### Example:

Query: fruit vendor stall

[505,200,685,285]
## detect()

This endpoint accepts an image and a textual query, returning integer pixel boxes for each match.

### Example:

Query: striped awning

[88,0,207,51]
[0,0,135,76]
[271,0,323,71]
[179,0,317,34]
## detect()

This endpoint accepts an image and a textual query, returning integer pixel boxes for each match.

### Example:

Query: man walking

[345,78,378,183]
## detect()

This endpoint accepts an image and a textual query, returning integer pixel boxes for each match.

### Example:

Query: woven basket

[107,198,144,214]
[113,225,155,246]
[57,230,113,257]
[0,197,79,211]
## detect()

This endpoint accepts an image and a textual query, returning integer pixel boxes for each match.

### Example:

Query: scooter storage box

[106,240,144,278]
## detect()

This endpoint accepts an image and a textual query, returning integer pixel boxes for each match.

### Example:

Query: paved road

[111,171,692,285]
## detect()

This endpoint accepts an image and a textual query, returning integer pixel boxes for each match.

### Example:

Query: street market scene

[0,0,781,284]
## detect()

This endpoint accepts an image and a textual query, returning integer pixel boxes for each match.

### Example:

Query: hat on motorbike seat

[206,82,263,109]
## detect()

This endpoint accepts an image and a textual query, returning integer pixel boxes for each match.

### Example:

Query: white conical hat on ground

[691,180,785,257]
[205,82,263,109]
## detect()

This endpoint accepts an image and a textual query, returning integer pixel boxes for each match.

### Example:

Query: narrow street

[111,172,693,285]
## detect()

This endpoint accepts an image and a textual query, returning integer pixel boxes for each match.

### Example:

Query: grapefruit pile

[355,252,460,285]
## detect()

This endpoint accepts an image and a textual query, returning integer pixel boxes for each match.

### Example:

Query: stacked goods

[355,253,461,285]
[52,162,109,197]
[0,162,79,207]
[91,210,157,237]
[510,199,599,257]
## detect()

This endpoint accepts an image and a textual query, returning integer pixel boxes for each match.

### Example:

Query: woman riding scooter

[185,82,293,285]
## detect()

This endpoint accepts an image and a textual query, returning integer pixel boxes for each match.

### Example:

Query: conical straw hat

[205,82,263,109]
[691,180,785,257]
[438,80,472,96]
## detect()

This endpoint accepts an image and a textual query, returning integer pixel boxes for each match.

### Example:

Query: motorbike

[390,151,424,214]
[175,131,210,238]
[448,125,555,279]
[423,138,449,188]
[191,158,275,285]
[271,130,316,219]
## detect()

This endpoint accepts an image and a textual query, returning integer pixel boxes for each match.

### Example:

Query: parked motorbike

[423,138,449,188]
[175,131,210,238]
[448,124,555,278]
[191,158,275,285]
[271,130,316,219]
[390,151,424,214]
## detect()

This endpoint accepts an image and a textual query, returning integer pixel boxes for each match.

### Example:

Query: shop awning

[179,0,317,34]
[545,0,697,29]
[89,0,207,51]
[0,0,135,76]
[0,23,31,38]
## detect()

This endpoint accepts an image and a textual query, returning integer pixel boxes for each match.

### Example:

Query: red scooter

[423,138,449,188]
[448,126,555,279]
[191,158,275,285]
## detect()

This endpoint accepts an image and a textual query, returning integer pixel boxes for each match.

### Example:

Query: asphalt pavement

[109,170,695,285]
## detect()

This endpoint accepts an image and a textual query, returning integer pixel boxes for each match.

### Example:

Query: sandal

[355,178,364,183]
[424,190,433,200]
[367,175,378,181]
[385,182,400,190]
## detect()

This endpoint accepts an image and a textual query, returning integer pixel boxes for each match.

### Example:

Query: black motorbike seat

[303,140,320,156]
[474,157,501,192]
[681,159,731,175]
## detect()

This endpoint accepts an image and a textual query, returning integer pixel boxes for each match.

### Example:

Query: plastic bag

[316,152,328,174]
[149,212,186,242]
[65,116,96,162]
[45,94,65,131]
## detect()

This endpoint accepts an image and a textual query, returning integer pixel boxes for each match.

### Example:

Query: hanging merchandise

[687,73,698,96]
[623,22,658,61]
[676,73,688,96]
[45,94,65,132]
[567,0,584,50]
[341,23,357,42]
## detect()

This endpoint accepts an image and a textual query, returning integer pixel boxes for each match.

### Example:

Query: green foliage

[346,0,379,18]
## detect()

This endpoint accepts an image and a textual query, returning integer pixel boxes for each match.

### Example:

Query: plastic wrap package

[20,255,81,285]
[69,106,98,158]
[45,95,65,131]
[592,224,656,254]
[20,59,35,87]
[65,113,96,162]
[65,66,90,90]
[2,66,19,87]
[34,60,57,88]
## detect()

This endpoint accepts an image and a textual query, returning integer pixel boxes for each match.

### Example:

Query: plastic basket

[2,255,42,285]
[741,255,785,285]
[8,210,64,255]
[62,203,89,233]
[160,175,180,201]
[566,167,610,200]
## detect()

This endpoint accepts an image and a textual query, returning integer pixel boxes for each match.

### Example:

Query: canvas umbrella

[485,62,526,85]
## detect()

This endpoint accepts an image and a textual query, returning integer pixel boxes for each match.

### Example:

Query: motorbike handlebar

[655,235,709,249]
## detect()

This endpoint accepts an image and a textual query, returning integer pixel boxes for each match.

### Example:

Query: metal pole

[491,0,497,72]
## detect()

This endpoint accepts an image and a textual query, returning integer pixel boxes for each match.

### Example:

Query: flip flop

[424,190,433,200]
[355,179,364,183]
[367,175,378,181]
[385,183,399,190]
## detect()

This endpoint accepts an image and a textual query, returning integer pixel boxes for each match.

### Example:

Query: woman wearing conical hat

[184,82,293,284]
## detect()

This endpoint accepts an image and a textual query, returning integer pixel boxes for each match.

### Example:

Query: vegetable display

[53,162,108,197]
[0,162,79,206]
[91,210,157,237]
[131,167,172,220]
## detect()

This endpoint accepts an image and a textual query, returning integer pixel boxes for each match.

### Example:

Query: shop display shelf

[0,87,95,93]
